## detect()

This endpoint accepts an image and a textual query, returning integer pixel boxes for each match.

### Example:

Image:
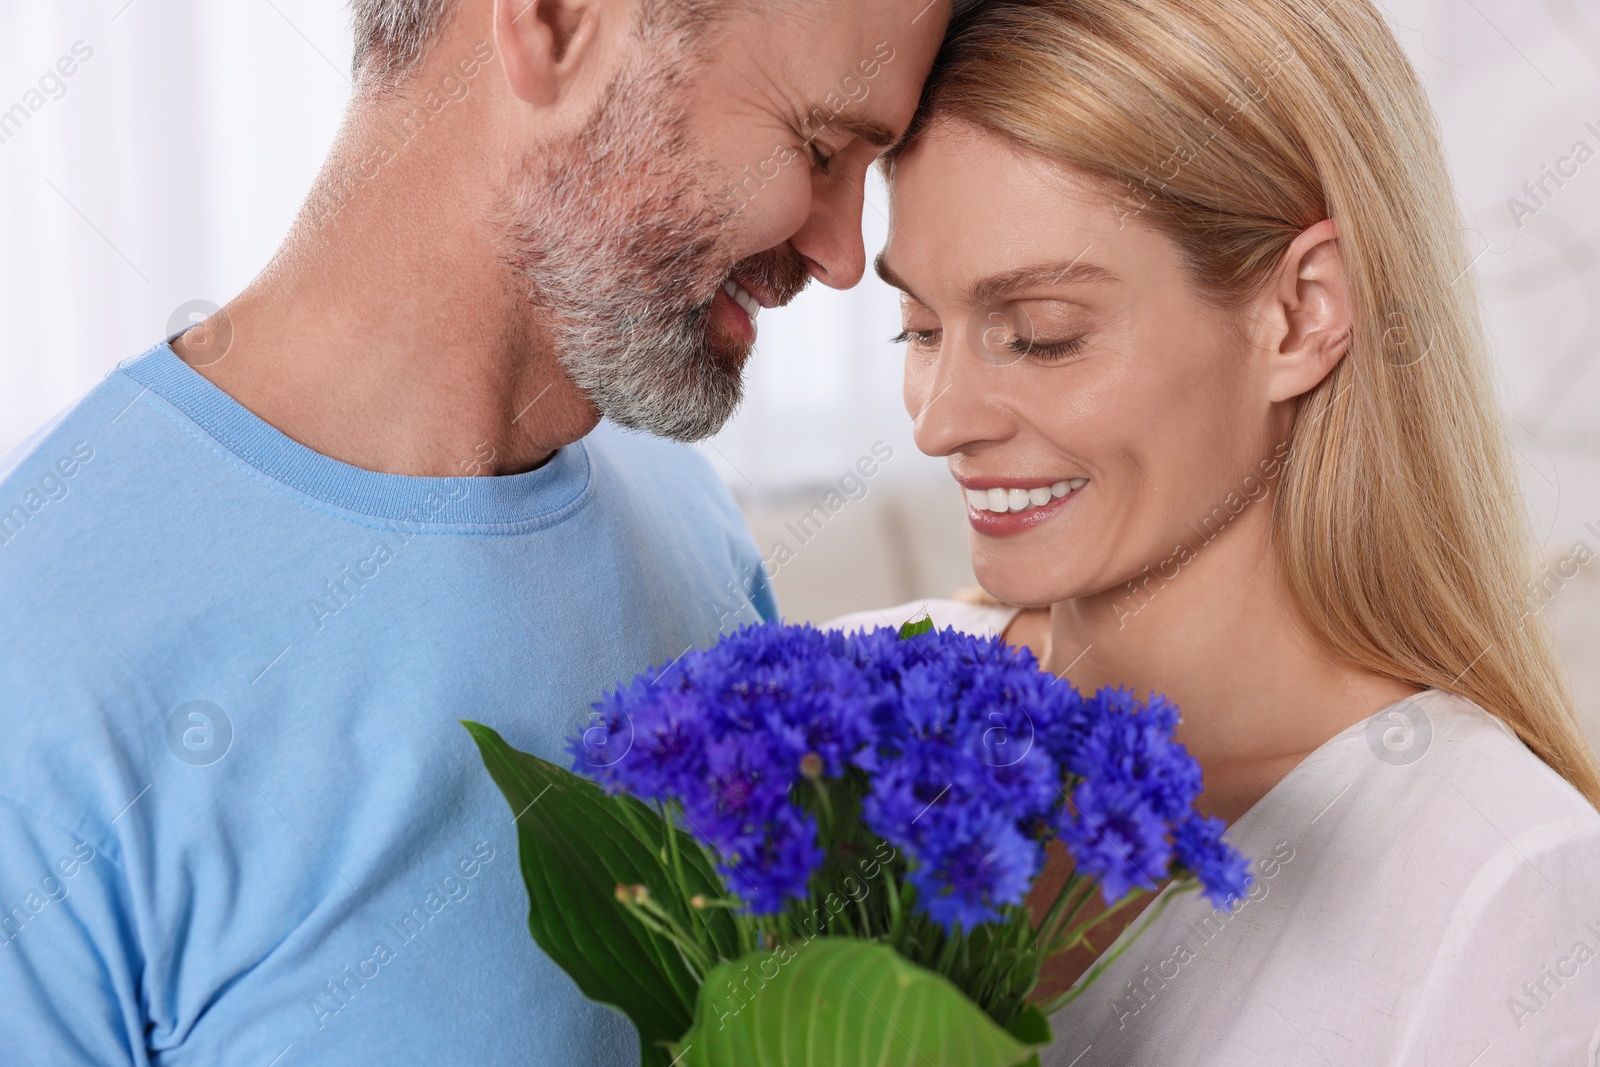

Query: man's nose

[786,172,869,290]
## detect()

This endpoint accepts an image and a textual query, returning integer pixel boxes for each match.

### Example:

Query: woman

[830,0,1600,1061]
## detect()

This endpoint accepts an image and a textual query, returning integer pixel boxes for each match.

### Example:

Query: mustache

[728,246,812,308]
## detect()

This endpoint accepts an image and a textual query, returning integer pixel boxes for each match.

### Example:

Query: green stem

[639,893,715,971]
[829,900,856,938]
[621,900,711,982]
[1046,885,1150,958]
[852,888,874,938]
[934,925,961,975]
[1039,879,1196,1015]
[608,797,715,965]
[690,897,743,911]
[1033,871,1084,948]
[884,866,904,949]
[1042,879,1101,960]
[654,800,701,927]
[808,775,834,833]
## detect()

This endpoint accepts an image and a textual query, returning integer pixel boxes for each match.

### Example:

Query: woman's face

[882,121,1289,608]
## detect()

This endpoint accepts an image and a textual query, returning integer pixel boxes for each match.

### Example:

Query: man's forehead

[780,5,946,133]
[749,0,947,79]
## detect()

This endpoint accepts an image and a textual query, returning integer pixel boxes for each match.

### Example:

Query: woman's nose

[905,325,1019,458]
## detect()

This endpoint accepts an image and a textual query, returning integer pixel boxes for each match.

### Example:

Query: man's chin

[602,388,744,442]
[707,335,755,375]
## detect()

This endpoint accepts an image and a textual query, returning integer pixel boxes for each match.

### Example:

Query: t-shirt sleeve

[744,557,779,623]
[0,796,146,1066]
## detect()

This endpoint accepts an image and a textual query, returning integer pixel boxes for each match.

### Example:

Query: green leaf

[898,614,934,640]
[463,721,736,1067]
[675,938,1043,1067]
[1004,1002,1054,1045]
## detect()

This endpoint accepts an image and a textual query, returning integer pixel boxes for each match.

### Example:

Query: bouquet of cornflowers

[466,618,1249,1067]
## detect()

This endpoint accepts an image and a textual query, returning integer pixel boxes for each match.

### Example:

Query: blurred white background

[1,0,1597,745]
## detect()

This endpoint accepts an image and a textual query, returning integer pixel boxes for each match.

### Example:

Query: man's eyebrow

[813,113,898,149]
[874,255,1119,306]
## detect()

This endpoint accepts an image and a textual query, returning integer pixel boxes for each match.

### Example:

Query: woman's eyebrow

[966,260,1120,305]
[874,254,1119,306]
[873,253,925,303]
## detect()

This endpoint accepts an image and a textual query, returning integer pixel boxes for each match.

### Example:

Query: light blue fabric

[0,341,777,1065]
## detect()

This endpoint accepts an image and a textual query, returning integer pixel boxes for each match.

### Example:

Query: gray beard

[491,36,748,443]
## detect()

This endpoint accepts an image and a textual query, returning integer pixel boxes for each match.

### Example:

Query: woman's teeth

[722,279,760,321]
[966,478,1087,514]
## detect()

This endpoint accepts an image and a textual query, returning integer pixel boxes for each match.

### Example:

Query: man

[0,0,950,1061]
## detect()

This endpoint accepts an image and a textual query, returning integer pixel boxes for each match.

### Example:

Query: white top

[826,598,1600,1066]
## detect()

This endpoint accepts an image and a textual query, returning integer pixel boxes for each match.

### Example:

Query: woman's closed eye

[1006,334,1087,362]
[889,327,941,348]
[889,326,1088,363]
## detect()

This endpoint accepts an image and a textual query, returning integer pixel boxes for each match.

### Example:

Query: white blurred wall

[0,0,1596,745]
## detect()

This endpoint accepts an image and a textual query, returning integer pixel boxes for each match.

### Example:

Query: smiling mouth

[965,478,1088,515]
[710,276,766,347]
[721,278,761,324]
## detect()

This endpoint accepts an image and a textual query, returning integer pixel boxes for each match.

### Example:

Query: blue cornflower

[1058,775,1170,903]
[726,804,825,914]
[907,807,1042,931]
[567,620,1249,926]
[1172,813,1253,908]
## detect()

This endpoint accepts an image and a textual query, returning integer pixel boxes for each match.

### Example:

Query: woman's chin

[969,566,1070,611]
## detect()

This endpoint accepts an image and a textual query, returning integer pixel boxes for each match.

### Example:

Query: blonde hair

[898,0,1600,809]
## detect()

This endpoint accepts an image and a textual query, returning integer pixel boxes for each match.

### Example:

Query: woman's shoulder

[823,597,1023,640]
[1250,688,1600,974]
[1249,688,1600,873]
[1045,689,1600,1064]
[1361,688,1600,835]
[1363,691,1600,1057]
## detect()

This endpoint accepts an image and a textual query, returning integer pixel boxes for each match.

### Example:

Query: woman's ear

[495,0,603,107]
[1258,218,1351,402]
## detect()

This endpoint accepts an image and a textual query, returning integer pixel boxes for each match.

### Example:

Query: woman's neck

[1019,504,1422,823]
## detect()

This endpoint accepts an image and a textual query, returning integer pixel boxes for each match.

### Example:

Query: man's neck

[173,103,597,478]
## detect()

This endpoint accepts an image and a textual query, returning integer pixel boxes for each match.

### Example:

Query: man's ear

[494,0,604,106]
[1258,218,1351,403]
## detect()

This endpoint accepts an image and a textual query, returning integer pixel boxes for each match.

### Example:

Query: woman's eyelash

[809,142,833,174]
[888,328,1087,362]
[1009,335,1087,361]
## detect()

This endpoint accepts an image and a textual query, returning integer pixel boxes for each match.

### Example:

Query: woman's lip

[953,475,1085,491]
[966,482,1084,536]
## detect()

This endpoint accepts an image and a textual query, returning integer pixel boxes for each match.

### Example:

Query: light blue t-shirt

[0,341,776,1065]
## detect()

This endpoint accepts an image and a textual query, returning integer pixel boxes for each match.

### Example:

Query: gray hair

[350,0,989,87]
[349,0,457,88]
